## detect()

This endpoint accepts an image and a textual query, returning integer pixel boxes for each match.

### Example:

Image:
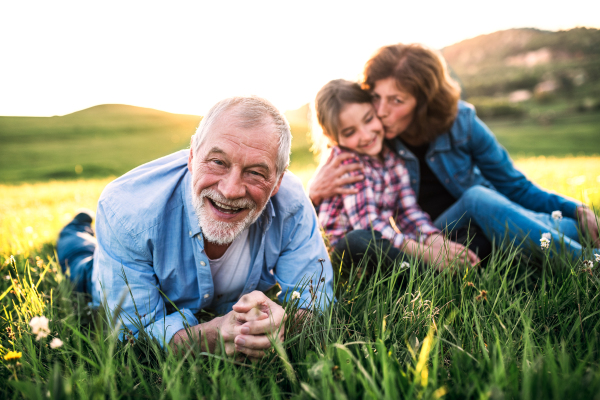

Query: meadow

[1,104,600,398]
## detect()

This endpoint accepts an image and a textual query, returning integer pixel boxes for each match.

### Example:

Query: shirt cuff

[137,308,199,348]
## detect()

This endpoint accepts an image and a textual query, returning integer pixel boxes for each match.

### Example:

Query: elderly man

[57,96,334,358]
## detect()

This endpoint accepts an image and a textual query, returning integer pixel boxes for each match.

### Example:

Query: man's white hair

[191,96,292,176]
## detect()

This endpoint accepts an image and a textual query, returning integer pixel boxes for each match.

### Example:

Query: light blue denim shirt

[394,101,581,219]
[91,150,334,346]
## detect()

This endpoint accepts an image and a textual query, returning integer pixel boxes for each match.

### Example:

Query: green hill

[0,104,202,182]
[441,27,600,99]
[0,104,314,183]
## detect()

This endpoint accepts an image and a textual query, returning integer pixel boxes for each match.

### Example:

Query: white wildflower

[4,275,10,280]
[595,254,600,263]
[29,316,50,340]
[542,232,552,240]
[291,291,301,300]
[276,290,282,298]
[540,237,551,250]
[584,260,594,269]
[400,261,410,270]
[49,338,63,349]
[551,211,562,220]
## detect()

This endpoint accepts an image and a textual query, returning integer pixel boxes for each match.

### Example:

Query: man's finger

[234,334,273,350]
[240,315,285,336]
[234,345,266,359]
[234,308,269,324]
[232,291,269,313]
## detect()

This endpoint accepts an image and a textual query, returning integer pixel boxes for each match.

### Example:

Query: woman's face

[372,77,417,140]
[337,102,384,158]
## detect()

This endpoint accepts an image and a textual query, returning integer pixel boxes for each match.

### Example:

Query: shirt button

[204,293,210,299]
[188,231,192,237]
[400,150,405,155]
[200,261,206,266]
[430,157,435,162]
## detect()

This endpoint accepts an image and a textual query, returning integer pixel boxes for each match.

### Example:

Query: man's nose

[218,171,246,199]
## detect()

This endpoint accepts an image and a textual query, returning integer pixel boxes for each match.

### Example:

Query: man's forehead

[207,107,278,141]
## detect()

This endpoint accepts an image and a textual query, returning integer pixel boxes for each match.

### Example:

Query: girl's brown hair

[362,43,461,143]
[315,79,372,144]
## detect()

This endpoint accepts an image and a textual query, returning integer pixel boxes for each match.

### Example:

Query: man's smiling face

[188,108,283,245]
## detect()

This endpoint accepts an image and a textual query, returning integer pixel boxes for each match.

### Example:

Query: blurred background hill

[1,27,599,184]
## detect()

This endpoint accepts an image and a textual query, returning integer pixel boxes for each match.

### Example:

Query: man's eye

[212,159,225,166]
[249,170,264,178]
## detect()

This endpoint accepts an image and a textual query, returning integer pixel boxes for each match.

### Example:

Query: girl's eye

[341,129,355,138]
[365,115,373,123]
[394,98,403,104]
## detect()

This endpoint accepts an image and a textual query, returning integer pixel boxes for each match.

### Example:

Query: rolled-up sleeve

[92,201,198,347]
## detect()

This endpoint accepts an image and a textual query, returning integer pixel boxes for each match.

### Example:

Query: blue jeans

[434,185,597,258]
[57,219,96,293]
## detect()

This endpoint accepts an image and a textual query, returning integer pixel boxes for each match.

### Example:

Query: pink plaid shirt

[317,145,439,248]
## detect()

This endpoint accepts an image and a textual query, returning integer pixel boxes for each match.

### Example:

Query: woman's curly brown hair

[362,43,461,144]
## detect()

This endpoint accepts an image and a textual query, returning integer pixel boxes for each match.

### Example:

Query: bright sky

[1,0,598,117]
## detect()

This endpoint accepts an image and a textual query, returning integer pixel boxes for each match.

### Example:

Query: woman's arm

[468,111,581,219]
[308,151,365,206]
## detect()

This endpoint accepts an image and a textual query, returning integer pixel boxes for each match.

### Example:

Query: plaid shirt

[318,145,439,248]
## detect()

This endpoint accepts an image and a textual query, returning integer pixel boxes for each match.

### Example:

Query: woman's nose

[375,100,388,118]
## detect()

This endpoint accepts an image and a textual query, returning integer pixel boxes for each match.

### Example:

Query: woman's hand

[577,206,600,248]
[403,234,480,271]
[307,152,364,206]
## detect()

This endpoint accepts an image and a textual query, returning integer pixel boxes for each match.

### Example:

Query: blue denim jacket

[91,150,334,346]
[393,101,581,218]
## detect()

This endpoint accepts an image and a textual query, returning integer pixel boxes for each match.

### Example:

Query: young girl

[314,79,479,269]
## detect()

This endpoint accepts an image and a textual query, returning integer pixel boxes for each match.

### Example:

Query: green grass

[485,112,600,158]
[2,103,598,185]
[2,231,600,398]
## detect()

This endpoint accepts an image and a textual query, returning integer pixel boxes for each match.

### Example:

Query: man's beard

[192,188,262,246]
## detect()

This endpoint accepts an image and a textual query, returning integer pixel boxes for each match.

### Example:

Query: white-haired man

[57,96,334,358]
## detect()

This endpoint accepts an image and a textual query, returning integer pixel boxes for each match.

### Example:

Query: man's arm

[94,201,199,347]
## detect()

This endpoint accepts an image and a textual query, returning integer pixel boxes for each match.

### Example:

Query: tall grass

[1,158,600,399]
[2,228,600,398]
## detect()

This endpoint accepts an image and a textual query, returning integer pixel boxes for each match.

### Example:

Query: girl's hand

[307,152,364,206]
[403,235,480,271]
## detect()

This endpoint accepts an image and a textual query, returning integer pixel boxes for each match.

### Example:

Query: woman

[309,43,600,262]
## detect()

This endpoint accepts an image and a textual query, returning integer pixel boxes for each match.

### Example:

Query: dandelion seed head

[540,237,551,250]
[29,316,50,341]
[49,338,63,349]
[551,211,563,220]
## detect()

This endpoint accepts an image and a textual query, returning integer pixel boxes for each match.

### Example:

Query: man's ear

[270,169,287,198]
[187,146,194,173]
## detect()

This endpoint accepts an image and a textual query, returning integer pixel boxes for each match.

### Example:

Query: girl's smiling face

[337,102,384,158]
